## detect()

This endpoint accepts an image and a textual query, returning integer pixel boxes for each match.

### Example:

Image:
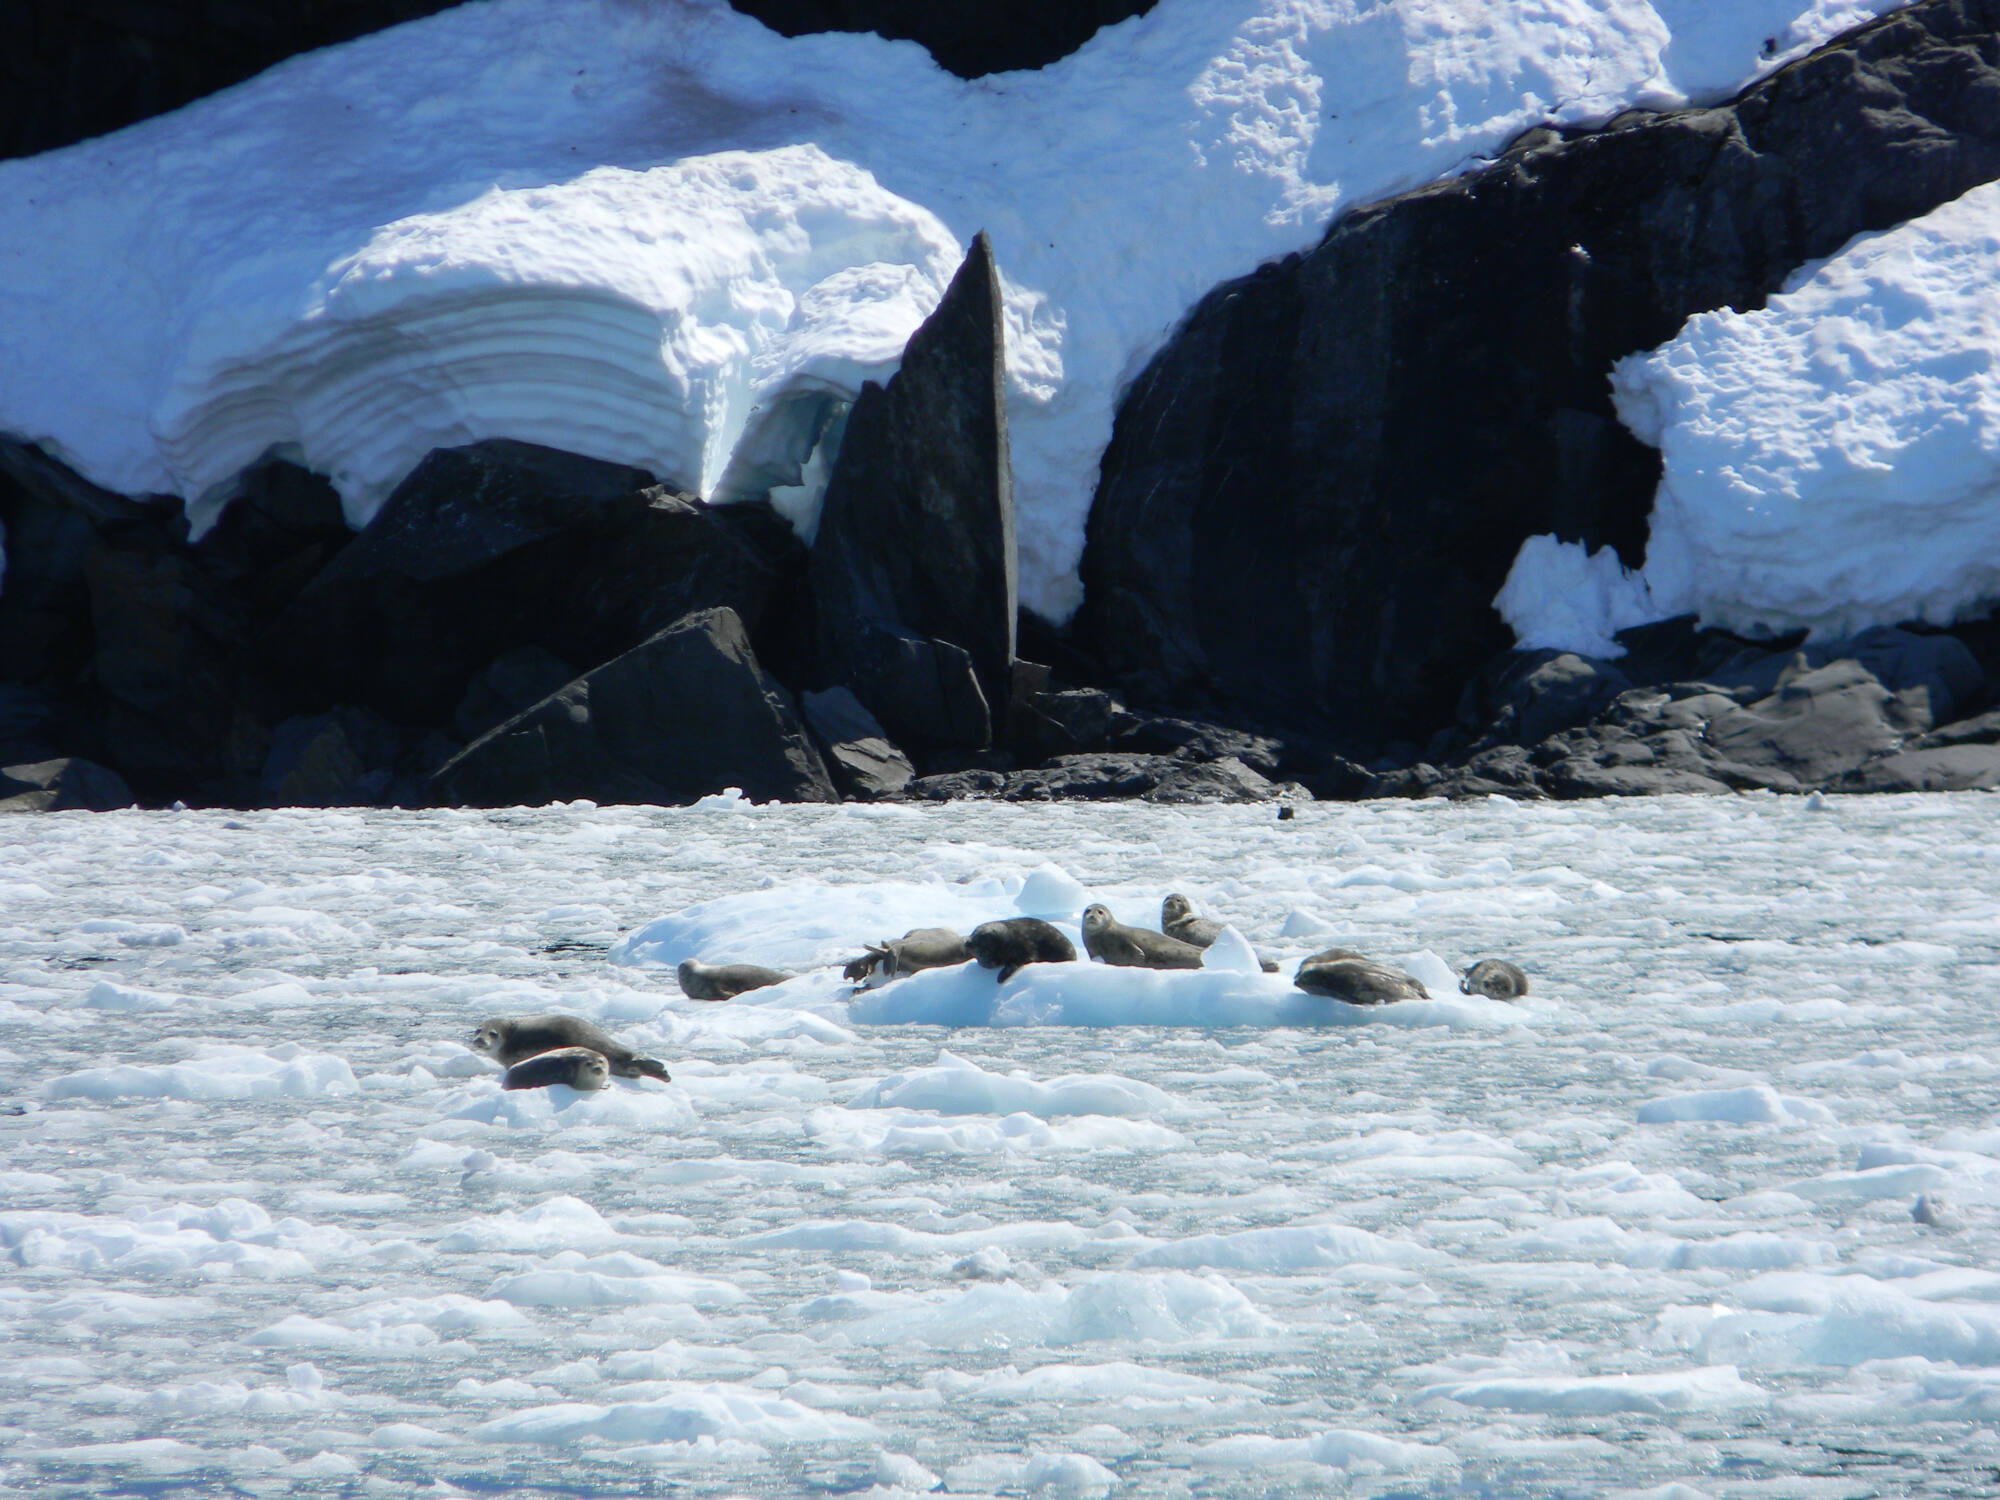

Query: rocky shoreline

[7,1,2000,813]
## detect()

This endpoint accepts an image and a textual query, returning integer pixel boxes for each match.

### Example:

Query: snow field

[0,0,1908,620]
[3,792,2000,1494]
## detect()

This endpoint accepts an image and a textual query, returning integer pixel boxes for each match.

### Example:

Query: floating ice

[41,1044,357,1101]
[1637,1085,1837,1126]
[473,1383,878,1446]
[847,1049,1174,1118]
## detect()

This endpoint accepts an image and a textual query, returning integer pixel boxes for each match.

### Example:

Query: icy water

[3,793,1999,1498]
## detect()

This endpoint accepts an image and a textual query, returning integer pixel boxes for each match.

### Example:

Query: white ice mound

[848,1049,1174,1118]
[1128,1222,1442,1272]
[42,1044,357,1101]
[847,957,1524,1030]
[1503,176,2000,652]
[1636,1085,1835,1126]
[610,878,1015,974]
[163,148,959,534]
[1422,1364,1768,1414]
[839,1269,1277,1348]
[473,1383,877,1446]
[485,1250,747,1310]
[0,0,1892,619]
[443,1080,697,1131]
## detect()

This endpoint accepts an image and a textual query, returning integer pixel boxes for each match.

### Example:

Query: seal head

[1460,959,1528,1000]
[501,1046,611,1093]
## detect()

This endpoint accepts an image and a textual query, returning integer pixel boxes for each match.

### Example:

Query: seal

[502,1046,611,1093]
[843,927,971,984]
[1082,903,1205,969]
[967,917,1076,983]
[1293,949,1428,1006]
[1159,894,1280,972]
[676,959,793,1001]
[1459,958,1529,1000]
[469,1013,671,1082]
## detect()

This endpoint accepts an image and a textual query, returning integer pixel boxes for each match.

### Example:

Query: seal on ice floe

[501,1046,611,1092]
[1159,894,1280,971]
[1459,958,1529,1000]
[676,958,792,1001]
[842,927,972,984]
[967,918,1076,983]
[1082,903,1206,969]
[470,1014,670,1082]
[1292,949,1428,1006]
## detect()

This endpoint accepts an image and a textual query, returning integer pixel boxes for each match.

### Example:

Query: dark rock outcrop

[430,607,836,808]
[726,2,1154,79]
[0,756,132,812]
[802,686,914,800]
[269,440,799,725]
[812,233,1015,746]
[1083,0,2000,750]
[907,750,1295,805]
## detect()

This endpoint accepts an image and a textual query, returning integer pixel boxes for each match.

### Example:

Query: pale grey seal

[470,1013,671,1082]
[967,918,1077,983]
[1159,894,1280,971]
[843,927,972,984]
[1459,958,1529,1000]
[676,958,793,1001]
[501,1046,611,1093]
[1082,903,1206,969]
[1293,949,1428,1006]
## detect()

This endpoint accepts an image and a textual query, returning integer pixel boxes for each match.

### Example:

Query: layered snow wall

[1500,175,2000,652]
[0,0,1909,620]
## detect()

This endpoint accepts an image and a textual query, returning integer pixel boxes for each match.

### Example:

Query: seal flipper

[996,963,1021,984]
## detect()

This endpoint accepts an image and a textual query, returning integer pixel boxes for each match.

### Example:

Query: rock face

[430,607,836,808]
[1083,0,2000,750]
[724,2,1154,79]
[801,687,915,800]
[811,233,1016,747]
[270,440,799,725]
[0,757,132,813]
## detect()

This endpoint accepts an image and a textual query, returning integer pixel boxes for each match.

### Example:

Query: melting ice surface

[5,795,2000,1494]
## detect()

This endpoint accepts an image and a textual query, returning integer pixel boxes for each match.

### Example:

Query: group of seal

[469,1013,673,1092]
[1290,949,1532,1006]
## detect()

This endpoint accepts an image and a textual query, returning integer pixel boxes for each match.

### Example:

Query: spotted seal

[470,1013,670,1082]
[676,959,793,1001]
[1459,958,1528,1000]
[967,918,1076,983]
[501,1046,611,1092]
[1293,949,1428,1006]
[1159,894,1280,972]
[843,927,971,984]
[1081,903,1205,969]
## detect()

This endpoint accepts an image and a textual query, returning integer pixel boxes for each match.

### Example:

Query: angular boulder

[812,232,1015,744]
[430,607,836,808]
[0,757,133,812]
[801,686,914,800]
[1083,0,2000,748]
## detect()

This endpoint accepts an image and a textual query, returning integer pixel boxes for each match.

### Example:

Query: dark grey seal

[967,918,1077,983]
[843,927,972,984]
[1082,903,1206,969]
[1460,959,1529,1000]
[470,1013,671,1082]
[676,958,793,1001]
[1293,949,1428,1006]
[1159,894,1280,971]
[501,1046,611,1093]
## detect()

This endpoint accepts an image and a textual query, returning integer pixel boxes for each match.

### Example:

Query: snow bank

[0,0,1903,619]
[1502,176,2000,650]
[41,1043,356,1101]
[847,1049,1174,1117]
[473,1383,877,1446]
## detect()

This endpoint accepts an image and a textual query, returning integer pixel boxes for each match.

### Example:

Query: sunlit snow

[4,794,2000,1494]
[0,0,1908,620]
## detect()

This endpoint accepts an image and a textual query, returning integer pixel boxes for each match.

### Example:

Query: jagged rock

[1910,708,2000,749]
[0,757,133,812]
[453,647,578,743]
[261,707,401,807]
[1697,626,1984,728]
[1083,0,2000,746]
[270,443,799,725]
[430,607,836,808]
[1116,714,1286,776]
[833,617,991,750]
[1478,651,1634,751]
[1842,745,2000,792]
[1145,755,1288,804]
[802,686,914,800]
[1016,687,1138,760]
[812,233,1015,743]
[725,2,1154,79]
[1703,657,1914,785]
